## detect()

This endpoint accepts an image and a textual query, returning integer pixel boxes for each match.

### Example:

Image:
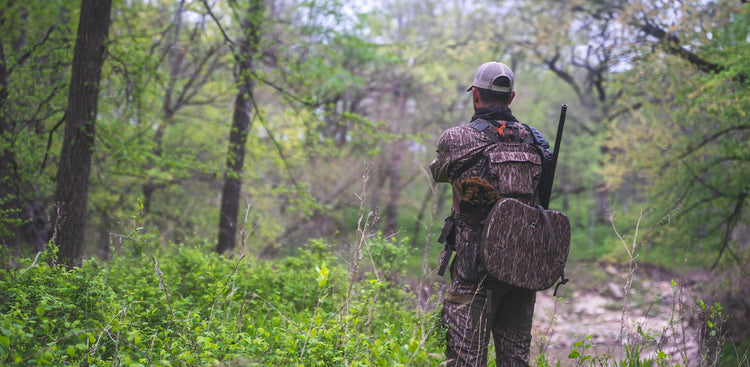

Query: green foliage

[3,0,750,363]
[0,239,444,366]
[0,196,23,240]
[564,332,674,367]
[568,335,593,361]
[0,1,75,246]
[603,1,750,270]
[718,338,750,367]
[366,233,411,279]
[3,234,750,366]
[0,245,117,365]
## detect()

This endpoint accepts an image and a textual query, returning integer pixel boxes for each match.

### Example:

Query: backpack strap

[522,124,554,206]
[524,124,552,158]
[470,119,503,143]
[471,118,527,143]
[451,153,484,182]
[450,120,492,182]
[469,119,491,132]
[457,120,546,182]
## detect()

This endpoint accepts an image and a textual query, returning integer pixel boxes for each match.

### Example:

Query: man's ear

[508,90,516,105]
[472,87,480,106]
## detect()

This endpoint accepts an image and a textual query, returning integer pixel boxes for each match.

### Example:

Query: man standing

[430,61,549,366]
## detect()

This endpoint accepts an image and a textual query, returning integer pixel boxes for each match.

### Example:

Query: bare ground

[412,259,748,366]
[531,261,706,366]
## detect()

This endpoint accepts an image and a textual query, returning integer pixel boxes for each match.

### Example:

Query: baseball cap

[467,61,514,93]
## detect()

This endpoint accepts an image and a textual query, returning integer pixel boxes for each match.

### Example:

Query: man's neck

[471,105,517,123]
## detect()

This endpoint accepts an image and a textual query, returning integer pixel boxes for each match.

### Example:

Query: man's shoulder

[454,120,543,142]
[461,119,538,135]
[444,123,477,132]
[441,123,484,138]
[437,124,485,147]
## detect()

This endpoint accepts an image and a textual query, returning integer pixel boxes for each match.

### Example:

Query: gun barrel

[538,104,567,209]
[549,104,567,179]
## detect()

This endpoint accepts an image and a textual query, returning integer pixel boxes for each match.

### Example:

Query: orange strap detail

[497,122,507,137]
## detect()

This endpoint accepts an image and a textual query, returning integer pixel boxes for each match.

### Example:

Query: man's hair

[476,76,513,105]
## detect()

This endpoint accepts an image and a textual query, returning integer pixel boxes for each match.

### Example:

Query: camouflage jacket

[430,120,546,289]
[430,121,542,214]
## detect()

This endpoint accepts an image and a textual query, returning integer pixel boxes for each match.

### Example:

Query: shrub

[0,240,444,365]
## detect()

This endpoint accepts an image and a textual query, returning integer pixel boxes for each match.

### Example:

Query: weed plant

[0,238,445,366]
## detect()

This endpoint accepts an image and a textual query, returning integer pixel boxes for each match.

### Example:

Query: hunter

[430,61,551,366]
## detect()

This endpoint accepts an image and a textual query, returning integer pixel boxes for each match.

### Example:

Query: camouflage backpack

[453,118,570,292]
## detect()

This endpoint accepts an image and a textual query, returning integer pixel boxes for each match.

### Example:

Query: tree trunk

[0,36,21,248]
[216,0,261,254]
[54,0,112,267]
[141,0,182,217]
[383,140,404,236]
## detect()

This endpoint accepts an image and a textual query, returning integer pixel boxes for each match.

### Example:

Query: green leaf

[315,263,329,287]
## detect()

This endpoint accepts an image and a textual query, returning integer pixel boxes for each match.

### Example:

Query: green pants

[442,279,536,367]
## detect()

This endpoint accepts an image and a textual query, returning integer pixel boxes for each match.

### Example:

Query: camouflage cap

[467,61,514,93]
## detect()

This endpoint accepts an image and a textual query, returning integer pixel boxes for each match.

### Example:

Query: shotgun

[538,104,567,209]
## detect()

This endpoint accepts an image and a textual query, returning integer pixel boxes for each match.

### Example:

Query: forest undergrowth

[1,229,748,365]
[1,202,749,365]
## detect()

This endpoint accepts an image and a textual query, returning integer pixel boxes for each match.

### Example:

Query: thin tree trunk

[216,0,261,254]
[0,36,21,248]
[142,0,183,216]
[217,94,252,254]
[54,0,112,267]
[383,140,404,236]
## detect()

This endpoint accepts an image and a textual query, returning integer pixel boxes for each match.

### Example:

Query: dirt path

[531,263,703,366]
[413,261,713,365]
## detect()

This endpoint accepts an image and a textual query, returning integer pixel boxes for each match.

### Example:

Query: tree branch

[539,48,583,99]
[201,0,235,49]
[680,159,727,199]
[9,26,57,74]
[677,125,750,161]
[637,20,724,75]
[711,192,747,271]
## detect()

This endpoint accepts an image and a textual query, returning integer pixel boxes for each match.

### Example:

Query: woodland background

[1,0,749,365]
